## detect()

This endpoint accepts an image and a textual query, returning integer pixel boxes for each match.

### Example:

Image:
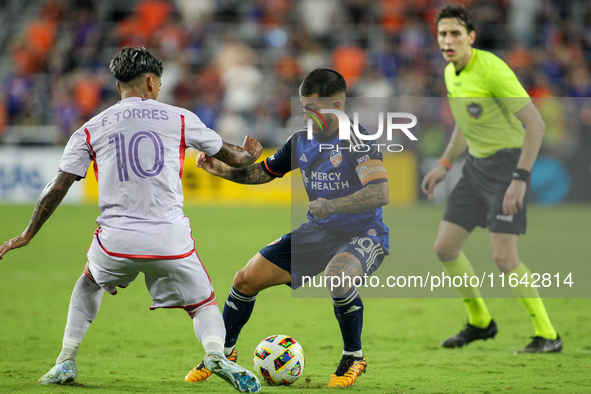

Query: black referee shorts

[259,223,385,289]
[443,149,528,234]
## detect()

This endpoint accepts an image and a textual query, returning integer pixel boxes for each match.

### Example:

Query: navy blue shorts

[259,223,386,289]
[444,149,528,234]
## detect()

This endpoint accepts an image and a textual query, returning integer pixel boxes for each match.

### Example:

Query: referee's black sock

[222,285,258,349]
[332,287,364,354]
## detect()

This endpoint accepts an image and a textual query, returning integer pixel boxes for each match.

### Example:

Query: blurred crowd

[1,0,590,147]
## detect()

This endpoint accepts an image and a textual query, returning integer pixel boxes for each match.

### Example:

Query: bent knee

[232,268,258,294]
[491,252,519,273]
[433,241,461,262]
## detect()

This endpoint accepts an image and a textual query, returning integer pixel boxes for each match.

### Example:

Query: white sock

[56,338,81,365]
[224,346,235,357]
[342,350,363,357]
[193,305,225,354]
[56,275,103,364]
[202,336,225,355]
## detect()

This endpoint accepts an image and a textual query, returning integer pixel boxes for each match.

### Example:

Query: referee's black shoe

[515,334,563,354]
[441,320,498,348]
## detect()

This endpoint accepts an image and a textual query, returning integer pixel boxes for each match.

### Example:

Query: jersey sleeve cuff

[261,159,286,178]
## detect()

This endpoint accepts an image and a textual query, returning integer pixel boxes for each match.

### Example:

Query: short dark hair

[299,68,346,97]
[109,47,163,83]
[436,4,475,33]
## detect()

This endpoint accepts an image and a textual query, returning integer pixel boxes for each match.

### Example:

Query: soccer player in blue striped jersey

[187,68,390,388]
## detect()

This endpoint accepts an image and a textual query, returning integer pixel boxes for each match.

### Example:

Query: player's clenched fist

[196,152,230,177]
[308,198,332,220]
[243,135,263,161]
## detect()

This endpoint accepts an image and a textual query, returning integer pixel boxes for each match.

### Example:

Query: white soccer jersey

[59,97,223,258]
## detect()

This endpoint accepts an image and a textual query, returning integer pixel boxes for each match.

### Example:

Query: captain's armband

[355,159,388,186]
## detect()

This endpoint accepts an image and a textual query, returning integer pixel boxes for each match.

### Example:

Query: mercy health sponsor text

[303,272,574,292]
[302,170,349,191]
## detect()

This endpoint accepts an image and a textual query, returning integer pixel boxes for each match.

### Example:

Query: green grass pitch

[1,203,590,393]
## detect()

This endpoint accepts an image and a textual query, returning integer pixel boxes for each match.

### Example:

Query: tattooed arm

[213,136,263,168]
[197,152,274,184]
[0,171,77,260]
[308,182,390,220]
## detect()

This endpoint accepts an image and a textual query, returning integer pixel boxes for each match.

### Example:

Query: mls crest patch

[467,102,483,118]
[330,150,342,167]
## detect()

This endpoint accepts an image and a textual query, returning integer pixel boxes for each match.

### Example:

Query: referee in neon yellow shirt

[421,4,562,353]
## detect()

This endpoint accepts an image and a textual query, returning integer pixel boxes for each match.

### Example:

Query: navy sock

[222,285,258,349]
[332,288,364,352]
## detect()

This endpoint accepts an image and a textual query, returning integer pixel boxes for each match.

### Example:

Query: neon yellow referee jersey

[445,48,531,158]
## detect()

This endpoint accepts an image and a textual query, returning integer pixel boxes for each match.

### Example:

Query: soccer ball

[252,334,305,386]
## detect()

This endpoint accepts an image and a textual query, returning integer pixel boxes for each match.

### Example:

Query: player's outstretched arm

[308,182,389,220]
[197,152,274,185]
[213,135,263,168]
[0,171,77,260]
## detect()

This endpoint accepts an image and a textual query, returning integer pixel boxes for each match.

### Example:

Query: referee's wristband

[438,157,452,171]
[512,168,531,182]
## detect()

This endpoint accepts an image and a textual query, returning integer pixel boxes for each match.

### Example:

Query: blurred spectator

[214,38,262,113]
[508,0,541,45]
[52,80,81,144]
[174,0,216,24]
[116,14,150,47]
[26,0,62,62]
[356,67,394,97]
[298,0,340,41]
[72,69,102,118]
[135,0,172,40]
[5,73,34,125]
[567,66,591,97]
[379,0,408,35]
[296,36,331,74]
[332,40,367,88]
[215,110,248,143]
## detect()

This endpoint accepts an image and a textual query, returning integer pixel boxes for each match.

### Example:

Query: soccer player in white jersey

[0,47,262,393]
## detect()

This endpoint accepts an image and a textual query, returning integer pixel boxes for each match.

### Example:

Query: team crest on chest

[330,150,342,167]
[467,102,483,119]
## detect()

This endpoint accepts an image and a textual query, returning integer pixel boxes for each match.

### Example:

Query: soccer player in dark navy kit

[186,68,389,388]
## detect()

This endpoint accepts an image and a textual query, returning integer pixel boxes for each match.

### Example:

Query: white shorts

[86,235,216,312]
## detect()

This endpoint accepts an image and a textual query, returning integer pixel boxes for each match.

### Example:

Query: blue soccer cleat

[38,359,77,385]
[203,352,261,393]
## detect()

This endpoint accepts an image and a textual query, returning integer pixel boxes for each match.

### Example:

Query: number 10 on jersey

[109,131,165,182]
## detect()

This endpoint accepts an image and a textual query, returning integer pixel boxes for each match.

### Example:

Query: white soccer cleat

[38,359,77,385]
[203,352,261,393]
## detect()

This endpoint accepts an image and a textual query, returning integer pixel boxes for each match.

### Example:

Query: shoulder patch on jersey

[467,102,483,119]
[268,237,282,246]
[357,154,370,165]
[357,165,370,183]
[330,150,342,167]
